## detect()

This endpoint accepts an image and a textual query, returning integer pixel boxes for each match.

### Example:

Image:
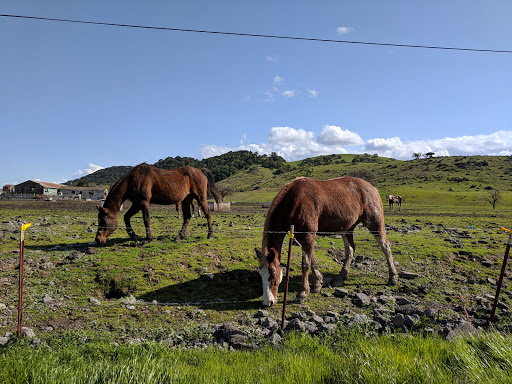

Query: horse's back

[267,177,384,232]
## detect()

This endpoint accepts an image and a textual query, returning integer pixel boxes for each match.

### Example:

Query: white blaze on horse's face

[256,248,283,307]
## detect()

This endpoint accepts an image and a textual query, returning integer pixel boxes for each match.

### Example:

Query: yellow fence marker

[18,223,31,338]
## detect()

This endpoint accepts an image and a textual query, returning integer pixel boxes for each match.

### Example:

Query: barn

[15,180,64,196]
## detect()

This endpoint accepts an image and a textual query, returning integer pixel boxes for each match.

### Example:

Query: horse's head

[255,247,283,307]
[95,206,118,244]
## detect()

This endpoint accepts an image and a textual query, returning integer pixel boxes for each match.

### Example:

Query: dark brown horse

[256,176,397,306]
[95,163,222,244]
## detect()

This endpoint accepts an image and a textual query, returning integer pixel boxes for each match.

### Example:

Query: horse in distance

[95,163,222,244]
[386,195,402,211]
[256,176,398,306]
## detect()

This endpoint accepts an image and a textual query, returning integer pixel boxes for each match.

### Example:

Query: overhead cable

[1,13,512,54]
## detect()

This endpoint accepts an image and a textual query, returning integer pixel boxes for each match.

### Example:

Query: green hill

[66,151,512,210]
[217,154,512,210]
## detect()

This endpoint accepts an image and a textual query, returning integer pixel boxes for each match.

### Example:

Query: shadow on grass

[138,270,318,311]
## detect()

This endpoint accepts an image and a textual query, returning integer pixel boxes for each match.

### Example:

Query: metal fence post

[18,223,31,338]
[490,227,512,323]
[281,225,294,330]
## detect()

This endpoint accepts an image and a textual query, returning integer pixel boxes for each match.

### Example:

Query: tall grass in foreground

[1,329,512,384]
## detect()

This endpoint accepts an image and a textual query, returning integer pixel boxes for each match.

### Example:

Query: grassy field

[1,155,512,382]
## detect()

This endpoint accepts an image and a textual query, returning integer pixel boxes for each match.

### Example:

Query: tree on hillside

[412,153,423,160]
[424,152,435,159]
[485,189,502,209]
[348,168,378,186]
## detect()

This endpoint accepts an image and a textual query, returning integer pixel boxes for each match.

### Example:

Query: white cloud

[268,127,315,145]
[317,125,364,146]
[307,89,319,97]
[273,76,284,85]
[265,56,278,62]
[282,90,295,98]
[74,163,105,177]
[337,26,354,35]
[200,128,512,163]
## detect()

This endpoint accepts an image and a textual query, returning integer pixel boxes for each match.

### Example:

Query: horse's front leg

[333,233,355,286]
[124,204,141,241]
[294,234,316,304]
[141,201,153,243]
[310,252,323,293]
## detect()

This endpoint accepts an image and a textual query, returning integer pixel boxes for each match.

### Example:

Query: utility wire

[2,13,512,54]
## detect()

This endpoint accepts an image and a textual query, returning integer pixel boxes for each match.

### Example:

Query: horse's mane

[261,177,307,254]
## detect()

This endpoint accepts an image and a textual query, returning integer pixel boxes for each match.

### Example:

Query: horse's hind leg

[373,232,398,285]
[197,198,214,239]
[124,204,141,241]
[333,232,355,286]
[141,200,153,242]
[175,196,193,242]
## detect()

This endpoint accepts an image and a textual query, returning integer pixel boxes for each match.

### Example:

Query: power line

[2,13,512,54]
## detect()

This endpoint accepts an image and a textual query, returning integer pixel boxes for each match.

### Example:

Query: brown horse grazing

[95,163,222,244]
[256,177,398,306]
[386,195,402,211]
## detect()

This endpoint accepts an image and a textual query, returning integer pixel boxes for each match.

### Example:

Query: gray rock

[391,314,405,328]
[351,292,371,307]
[43,293,53,304]
[351,314,370,326]
[269,333,282,345]
[399,271,420,280]
[310,315,325,325]
[216,323,249,345]
[0,336,10,345]
[396,296,412,305]
[22,327,35,338]
[254,310,269,318]
[446,322,480,341]
[334,288,349,298]
[260,317,278,331]
[285,318,305,332]
[397,304,423,316]
[89,297,101,305]
[290,311,308,320]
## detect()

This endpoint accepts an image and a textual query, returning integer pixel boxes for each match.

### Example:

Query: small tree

[485,189,501,209]
[412,153,422,160]
[424,152,435,159]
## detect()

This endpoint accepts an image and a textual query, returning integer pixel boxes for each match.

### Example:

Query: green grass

[2,155,512,383]
[2,329,512,383]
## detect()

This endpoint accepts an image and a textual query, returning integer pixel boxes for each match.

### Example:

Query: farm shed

[15,180,65,196]
[60,186,107,200]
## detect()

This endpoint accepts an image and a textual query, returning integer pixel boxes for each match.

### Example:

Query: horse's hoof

[293,296,306,304]
[311,284,322,293]
[388,277,398,286]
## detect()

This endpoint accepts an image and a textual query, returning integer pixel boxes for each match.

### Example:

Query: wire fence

[1,206,511,340]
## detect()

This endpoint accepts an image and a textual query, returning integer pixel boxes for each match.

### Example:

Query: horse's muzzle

[95,233,107,244]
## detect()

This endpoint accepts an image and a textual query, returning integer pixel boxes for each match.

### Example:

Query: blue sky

[1,1,511,186]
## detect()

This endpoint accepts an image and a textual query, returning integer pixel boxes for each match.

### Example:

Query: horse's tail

[201,168,223,203]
